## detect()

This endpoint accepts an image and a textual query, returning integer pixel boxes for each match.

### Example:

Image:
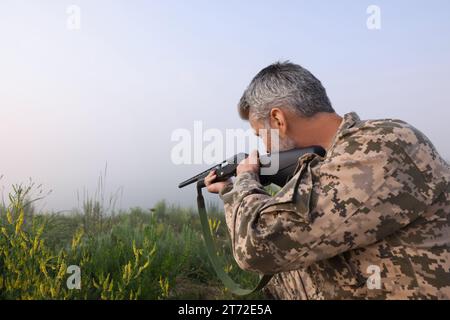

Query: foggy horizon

[1,0,450,212]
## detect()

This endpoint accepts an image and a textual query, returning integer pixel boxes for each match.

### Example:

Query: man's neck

[291,112,343,151]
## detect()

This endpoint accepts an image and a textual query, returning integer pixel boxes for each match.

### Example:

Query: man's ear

[269,108,288,136]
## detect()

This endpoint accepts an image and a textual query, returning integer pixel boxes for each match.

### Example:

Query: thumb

[248,149,260,165]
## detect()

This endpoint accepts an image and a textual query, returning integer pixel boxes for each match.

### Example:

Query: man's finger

[206,170,216,180]
[248,150,260,165]
[204,171,217,185]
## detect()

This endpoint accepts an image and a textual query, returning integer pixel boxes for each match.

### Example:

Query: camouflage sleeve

[219,143,427,274]
[219,171,273,253]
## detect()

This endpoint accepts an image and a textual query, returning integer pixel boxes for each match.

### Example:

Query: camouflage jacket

[219,112,450,300]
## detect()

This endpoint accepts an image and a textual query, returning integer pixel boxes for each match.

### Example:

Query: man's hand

[204,170,232,194]
[205,150,260,194]
[236,150,260,176]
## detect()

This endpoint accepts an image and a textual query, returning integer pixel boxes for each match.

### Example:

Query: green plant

[0,182,265,300]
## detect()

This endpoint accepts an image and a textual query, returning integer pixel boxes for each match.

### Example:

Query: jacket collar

[326,112,360,155]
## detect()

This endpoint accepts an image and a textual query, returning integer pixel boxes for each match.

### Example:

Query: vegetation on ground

[0,182,267,300]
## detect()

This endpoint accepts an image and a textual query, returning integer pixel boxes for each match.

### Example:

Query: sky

[1,0,449,212]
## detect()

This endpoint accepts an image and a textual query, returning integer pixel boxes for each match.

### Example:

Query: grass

[0,182,267,300]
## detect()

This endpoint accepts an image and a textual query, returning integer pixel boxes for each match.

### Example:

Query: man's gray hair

[238,61,334,121]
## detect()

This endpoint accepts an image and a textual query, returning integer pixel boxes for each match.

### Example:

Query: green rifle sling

[196,182,273,296]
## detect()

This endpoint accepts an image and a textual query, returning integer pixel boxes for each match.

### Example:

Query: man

[205,61,450,299]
